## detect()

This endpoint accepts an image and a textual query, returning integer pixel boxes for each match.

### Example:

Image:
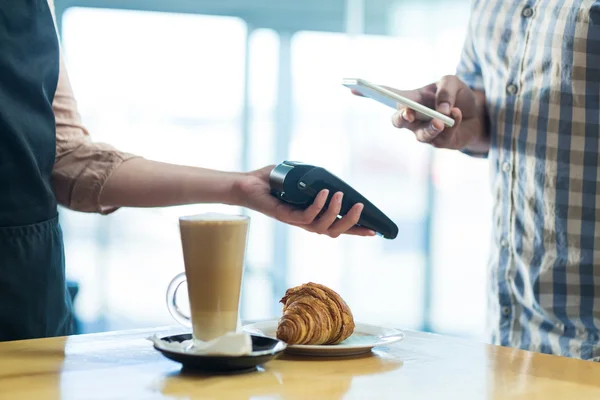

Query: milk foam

[179,213,248,223]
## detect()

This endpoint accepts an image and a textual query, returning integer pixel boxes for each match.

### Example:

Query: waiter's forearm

[99,158,243,208]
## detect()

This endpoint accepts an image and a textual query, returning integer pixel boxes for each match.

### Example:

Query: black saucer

[154,333,286,374]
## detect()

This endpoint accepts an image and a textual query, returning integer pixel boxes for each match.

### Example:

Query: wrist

[462,91,490,155]
[185,169,247,206]
[463,129,490,154]
[227,171,252,207]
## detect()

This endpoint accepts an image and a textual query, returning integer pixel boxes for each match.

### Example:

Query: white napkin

[148,332,253,356]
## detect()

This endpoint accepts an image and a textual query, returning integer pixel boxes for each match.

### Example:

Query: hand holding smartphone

[342,78,455,128]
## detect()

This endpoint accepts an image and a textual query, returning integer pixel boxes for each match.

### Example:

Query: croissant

[276,282,355,345]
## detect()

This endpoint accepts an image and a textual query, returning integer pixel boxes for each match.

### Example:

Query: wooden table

[1,326,600,399]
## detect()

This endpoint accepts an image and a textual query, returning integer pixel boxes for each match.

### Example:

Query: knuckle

[416,131,432,143]
[302,215,314,224]
[436,88,451,102]
[438,75,457,89]
[437,87,449,96]
[391,113,403,128]
[274,212,285,222]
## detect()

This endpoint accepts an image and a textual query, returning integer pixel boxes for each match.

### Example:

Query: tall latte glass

[167,213,249,342]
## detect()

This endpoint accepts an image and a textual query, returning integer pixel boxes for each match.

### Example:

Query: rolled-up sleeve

[52,55,140,214]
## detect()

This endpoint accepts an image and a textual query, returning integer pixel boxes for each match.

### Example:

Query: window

[60,8,248,330]
[56,0,490,341]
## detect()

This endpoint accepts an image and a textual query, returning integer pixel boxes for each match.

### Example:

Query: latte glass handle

[166,272,192,327]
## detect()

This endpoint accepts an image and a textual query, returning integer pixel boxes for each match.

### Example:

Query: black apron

[0,1,73,340]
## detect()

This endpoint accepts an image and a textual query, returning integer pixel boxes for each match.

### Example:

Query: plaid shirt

[456,0,600,360]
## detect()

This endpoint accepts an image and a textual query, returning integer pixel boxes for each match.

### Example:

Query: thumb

[435,75,461,116]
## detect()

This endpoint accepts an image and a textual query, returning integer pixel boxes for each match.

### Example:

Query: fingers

[290,221,376,237]
[281,189,328,224]
[391,108,414,129]
[431,107,464,149]
[392,87,465,145]
[414,120,445,143]
[387,76,474,150]
[293,191,376,238]
[392,108,446,143]
[449,107,463,128]
[393,75,461,144]
[435,75,461,113]
[325,203,365,238]
[344,225,377,236]
[310,192,343,232]
[391,108,428,131]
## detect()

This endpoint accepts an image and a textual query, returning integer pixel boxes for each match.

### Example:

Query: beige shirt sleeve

[52,57,140,214]
[47,0,140,214]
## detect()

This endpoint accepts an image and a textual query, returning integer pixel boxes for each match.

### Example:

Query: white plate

[243,320,404,357]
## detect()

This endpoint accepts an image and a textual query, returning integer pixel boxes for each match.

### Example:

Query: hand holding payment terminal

[269,161,398,239]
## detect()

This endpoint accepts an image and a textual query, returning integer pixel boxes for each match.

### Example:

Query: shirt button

[501,238,509,248]
[502,161,511,172]
[502,306,511,316]
[522,7,534,18]
[506,84,518,95]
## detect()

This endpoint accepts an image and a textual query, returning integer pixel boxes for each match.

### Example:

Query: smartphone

[342,78,455,128]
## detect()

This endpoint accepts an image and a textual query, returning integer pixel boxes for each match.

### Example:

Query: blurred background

[54,0,492,341]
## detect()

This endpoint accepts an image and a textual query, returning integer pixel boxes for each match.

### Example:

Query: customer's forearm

[462,90,490,154]
[99,158,243,208]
